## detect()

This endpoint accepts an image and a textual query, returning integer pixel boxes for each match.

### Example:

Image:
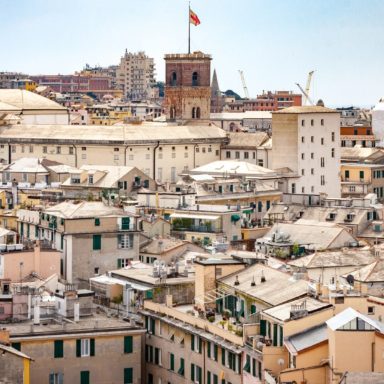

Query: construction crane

[296,70,315,106]
[238,70,250,99]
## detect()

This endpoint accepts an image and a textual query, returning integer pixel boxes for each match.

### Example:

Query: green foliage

[292,242,300,256]
[111,294,123,304]
[172,217,193,230]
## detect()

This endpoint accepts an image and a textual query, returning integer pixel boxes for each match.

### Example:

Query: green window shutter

[35,226,39,238]
[146,290,153,299]
[151,318,155,335]
[222,347,225,365]
[237,354,242,374]
[95,218,100,226]
[273,324,278,346]
[213,374,218,384]
[279,325,284,347]
[54,340,64,358]
[20,223,24,236]
[80,371,90,384]
[198,366,202,384]
[93,234,101,250]
[145,316,148,331]
[90,338,95,356]
[124,336,133,354]
[214,344,218,361]
[191,363,195,381]
[251,304,256,314]
[207,341,211,358]
[252,358,256,377]
[124,368,133,384]
[154,348,159,365]
[198,337,202,353]
[244,355,251,373]
[170,353,174,371]
[60,235,64,250]
[117,258,122,268]
[76,339,81,357]
[221,380,226,384]
[178,358,185,376]
[207,371,211,384]
[260,319,266,336]
[191,335,195,351]
[11,342,21,351]
[122,217,130,230]
[240,299,245,317]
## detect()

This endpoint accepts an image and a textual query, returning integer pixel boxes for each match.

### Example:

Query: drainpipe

[153,141,160,180]
[7,141,11,164]
[124,145,129,166]
[72,144,77,167]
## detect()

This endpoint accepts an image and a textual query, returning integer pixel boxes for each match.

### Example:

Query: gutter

[153,141,160,180]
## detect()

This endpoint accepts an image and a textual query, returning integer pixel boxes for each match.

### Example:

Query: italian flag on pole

[190,8,201,26]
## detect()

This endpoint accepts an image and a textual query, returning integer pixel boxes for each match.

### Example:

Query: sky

[1,0,384,107]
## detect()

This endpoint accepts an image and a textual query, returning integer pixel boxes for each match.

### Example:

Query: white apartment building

[271,106,341,197]
[116,50,156,100]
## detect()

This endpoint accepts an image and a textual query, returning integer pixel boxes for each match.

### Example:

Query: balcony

[172,224,221,233]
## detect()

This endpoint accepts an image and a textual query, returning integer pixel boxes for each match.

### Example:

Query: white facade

[372,99,384,145]
[272,107,341,197]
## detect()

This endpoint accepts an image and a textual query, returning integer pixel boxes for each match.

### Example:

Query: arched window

[192,72,199,86]
[171,72,177,86]
[196,107,201,119]
[192,107,196,119]
[170,106,176,120]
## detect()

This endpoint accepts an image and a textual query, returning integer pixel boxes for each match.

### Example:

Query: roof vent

[251,275,256,287]
[234,275,240,286]
[261,271,266,283]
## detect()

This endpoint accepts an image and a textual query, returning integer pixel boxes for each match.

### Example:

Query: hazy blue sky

[1,0,383,106]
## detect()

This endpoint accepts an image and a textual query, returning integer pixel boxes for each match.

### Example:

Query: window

[321,138,324,145]
[331,148,335,158]
[170,71,177,86]
[170,352,175,371]
[311,136,314,143]
[311,119,314,126]
[56,146,61,154]
[82,147,86,151]
[129,155,134,160]
[235,151,240,159]
[345,170,350,180]
[69,147,74,155]
[192,72,199,86]
[301,153,305,160]
[29,145,33,153]
[93,235,101,250]
[171,153,176,158]
[121,217,131,230]
[178,357,185,376]
[191,364,202,384]
[114,147,119,152]
[321,119,324,126]
[21,145,25,153]
[80,371,90,384]
[301,169,305,176]
[360,170,364,180]
[195,147,199,153]
[368,306,375,315]
[191,335,202,353]
[226,151,231,159]
[49,373,63,384]
[76,338,95,357]
[11,145,16,153]
[331,131,335,141]
[302,187,305,193]
[349,186,356,192]
[321,157,325,167]
[301,119,305,126]
[321,175,325,186]
[117,258,131,268]
[244,152,249,159]
[88,175,93,184]
[291,183,296,194]
[301,136,305,143]
[124,368,133,384]
[54,340,64,358]
[311,168,314,175]
[311,153,314,159]
[123,335,133,354]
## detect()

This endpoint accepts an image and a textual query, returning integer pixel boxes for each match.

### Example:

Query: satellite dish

[346,274,355,285]
[153,260,160,268]
[277,358,285,366]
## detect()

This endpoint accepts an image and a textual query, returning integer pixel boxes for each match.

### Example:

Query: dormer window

[71,174,80,184]
[88,175,93,184]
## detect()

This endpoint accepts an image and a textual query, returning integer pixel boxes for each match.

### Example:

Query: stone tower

[164,51,211,121]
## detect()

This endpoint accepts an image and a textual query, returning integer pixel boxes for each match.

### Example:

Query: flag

[190,9,201,26]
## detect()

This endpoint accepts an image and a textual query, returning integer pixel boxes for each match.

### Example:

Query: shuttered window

[121,217,130,230]
[124,336,133,354]
[92,235,101,250]
[124,368,133,384]
[80,371,90,384]
[54,340,63,358]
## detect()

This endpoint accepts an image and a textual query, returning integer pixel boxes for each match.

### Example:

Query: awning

[242,209,254,214]
[171,213,220,221]
[231,214,241,222]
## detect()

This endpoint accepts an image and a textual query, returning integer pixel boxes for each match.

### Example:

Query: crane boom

[305,71,315,100]
[238,70,250,99]
[295,83,314,106]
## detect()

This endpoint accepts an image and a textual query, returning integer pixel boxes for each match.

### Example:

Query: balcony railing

[172,225,222,233]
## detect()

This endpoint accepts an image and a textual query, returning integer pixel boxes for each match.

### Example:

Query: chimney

[0,328,10,345]
[34,241,41,275]
[166,294,173,308]
[33,305,40,325]
[74,301,80,322]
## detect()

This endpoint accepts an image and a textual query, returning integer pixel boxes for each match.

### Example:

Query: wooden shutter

[80,371,90,384]
[124,336,133,354]
[90,338,95,356]
[221,347,225,365]
[54,340,64,358]
[207,341,211,358]
[198,337,202,353]
[273,324,278,347]
[214,344,218,361]
[124,368,133,384]
[260,319,266,336]
[191,363,195,381]
[191,335,195,351]
[76,339,81,357]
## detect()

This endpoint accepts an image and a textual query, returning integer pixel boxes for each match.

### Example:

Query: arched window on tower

[171,72,177,86]
[196,107,201,118]
[192,72,199,86]
[170,106,176,120]
[192,107,196,119]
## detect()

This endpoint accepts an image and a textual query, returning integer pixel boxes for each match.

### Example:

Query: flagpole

[188,1,191,54]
